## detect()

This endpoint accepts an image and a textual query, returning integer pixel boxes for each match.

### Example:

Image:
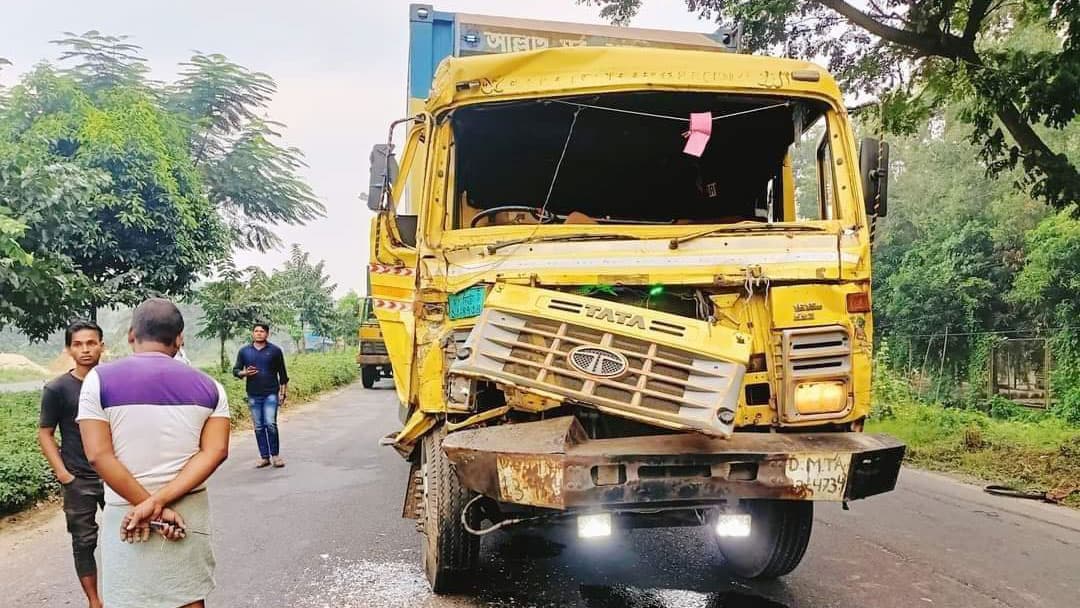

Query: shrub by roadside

[205,350,357,424]
[868,388,1080,508]
[0,391,55,516]
[0,351,358,516]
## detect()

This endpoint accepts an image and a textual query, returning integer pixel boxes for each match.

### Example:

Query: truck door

[368,118,430,411]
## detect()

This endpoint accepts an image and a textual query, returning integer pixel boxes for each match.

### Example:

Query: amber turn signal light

[846,292,871,313]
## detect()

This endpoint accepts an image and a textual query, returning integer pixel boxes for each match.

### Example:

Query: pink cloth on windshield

[683,112,712,157]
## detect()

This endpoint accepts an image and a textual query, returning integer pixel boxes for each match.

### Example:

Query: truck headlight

[447,375,472,405]
[577,513,612,539]
[793,381,848,414]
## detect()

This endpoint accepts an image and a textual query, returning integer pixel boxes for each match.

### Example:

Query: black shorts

[62,476,105,577]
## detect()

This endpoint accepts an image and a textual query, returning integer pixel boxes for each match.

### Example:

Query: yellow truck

[367,4,903,592]
[357,296,392,388]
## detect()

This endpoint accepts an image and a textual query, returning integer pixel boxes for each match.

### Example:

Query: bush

[205,350,358,425]
[0,351,358,515]
[0,391,56,515]
[868,401,1080,507]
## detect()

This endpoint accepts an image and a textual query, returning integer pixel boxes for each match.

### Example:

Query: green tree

[193,262,267,372]
[0,33,323,339]
[582,0,1080,208]
[170,53,324,251]
[1010,206,1080,421]
[0,64,226,336]
[270,245,336,351]
[332,291,362,348]
[0,142,107,338]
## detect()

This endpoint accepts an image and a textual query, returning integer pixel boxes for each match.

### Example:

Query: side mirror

[367,143,399,211]
[858,138,889,218]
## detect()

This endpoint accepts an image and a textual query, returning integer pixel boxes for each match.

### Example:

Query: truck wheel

[361,365,378,388]
[420,425,480,593]
[715,500,813,579]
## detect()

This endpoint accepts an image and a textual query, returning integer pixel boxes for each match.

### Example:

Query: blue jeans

[248,394,280,458]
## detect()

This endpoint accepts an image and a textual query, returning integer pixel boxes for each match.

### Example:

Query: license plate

[449,286,486,320]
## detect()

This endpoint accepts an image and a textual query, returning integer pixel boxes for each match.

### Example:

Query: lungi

[101,489,216,608]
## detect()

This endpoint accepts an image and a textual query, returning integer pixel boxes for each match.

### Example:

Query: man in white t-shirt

[78,298,230,608]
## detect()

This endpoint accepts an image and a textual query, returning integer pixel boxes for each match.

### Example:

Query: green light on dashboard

[648,285,665,297]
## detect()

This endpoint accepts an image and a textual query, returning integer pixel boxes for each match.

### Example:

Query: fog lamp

[577,513,612,539]
[715,513,752,537]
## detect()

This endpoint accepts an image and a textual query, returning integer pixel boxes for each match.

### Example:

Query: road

[3,381,1079,608]
[0,379,45,393]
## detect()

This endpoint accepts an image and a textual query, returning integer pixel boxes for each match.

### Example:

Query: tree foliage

[171,53,324,251]
[331,290,362,347]
[193,262,269,372]
[1010,207,1080,421]
[269,245,337,351]
[0,65,225,338]
[0,32,322,339]
[582,0,1080,207]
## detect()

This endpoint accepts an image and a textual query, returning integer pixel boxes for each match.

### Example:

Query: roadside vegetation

[868,354,1080,508]
[0,351,357,517]
[0,369,46,383]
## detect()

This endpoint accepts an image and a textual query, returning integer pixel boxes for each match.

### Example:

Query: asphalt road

[3,381,1078,608]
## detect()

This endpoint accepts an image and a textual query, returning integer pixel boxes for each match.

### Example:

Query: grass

[0,369,47,383]
[205,350,357,425]
[868,401,1080,508]
[0,351,357,516]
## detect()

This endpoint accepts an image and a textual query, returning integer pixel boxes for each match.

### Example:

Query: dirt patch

[0,353,49,376]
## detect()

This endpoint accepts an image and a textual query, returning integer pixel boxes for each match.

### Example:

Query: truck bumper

[357,355,391,365]
[442,416,904,510]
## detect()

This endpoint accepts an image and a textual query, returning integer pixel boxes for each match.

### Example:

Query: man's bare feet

[255,458,271,468]
[271,456,285,468]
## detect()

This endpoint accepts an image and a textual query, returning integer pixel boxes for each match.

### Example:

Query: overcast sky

[1,1,711,295]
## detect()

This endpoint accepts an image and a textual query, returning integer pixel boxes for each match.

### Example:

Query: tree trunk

[220,332,227,373]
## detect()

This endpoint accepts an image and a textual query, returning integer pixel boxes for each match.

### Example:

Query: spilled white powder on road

[292,556,438,607]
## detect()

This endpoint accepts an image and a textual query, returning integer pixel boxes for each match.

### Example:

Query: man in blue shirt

[233,323,289,468]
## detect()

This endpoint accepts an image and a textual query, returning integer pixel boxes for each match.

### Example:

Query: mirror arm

[377,114,428,212]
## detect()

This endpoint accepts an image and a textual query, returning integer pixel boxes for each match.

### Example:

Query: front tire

[420,425,480,593]
[715,500,813,579]
[361,365,378,388]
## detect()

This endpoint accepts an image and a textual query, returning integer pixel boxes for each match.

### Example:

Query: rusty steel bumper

[442,416,905,510]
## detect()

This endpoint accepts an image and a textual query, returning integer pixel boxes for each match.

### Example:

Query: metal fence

[889,330,1056,409]
[990,338,1051,409]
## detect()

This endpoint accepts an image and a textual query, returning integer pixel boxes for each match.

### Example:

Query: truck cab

[367,4,901,593]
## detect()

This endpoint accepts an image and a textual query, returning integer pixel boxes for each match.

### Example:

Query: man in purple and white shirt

[78,298,230,608]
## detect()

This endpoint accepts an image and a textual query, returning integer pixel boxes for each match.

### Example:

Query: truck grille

[450,310,743,435]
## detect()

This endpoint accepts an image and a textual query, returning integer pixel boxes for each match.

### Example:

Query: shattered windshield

[448,91,839,229]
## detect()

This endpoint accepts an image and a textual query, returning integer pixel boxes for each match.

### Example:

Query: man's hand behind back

[122,499,186,542]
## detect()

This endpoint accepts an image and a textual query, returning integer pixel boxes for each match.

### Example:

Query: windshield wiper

[668,223,827,250]
[484,233,643,254]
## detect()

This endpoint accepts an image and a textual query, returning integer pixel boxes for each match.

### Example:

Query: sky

[0,0,712,295]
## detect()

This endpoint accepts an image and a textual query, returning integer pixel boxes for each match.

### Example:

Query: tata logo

[567,346,629,378]
[582,304,647,330]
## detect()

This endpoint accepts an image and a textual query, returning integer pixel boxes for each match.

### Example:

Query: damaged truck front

[368,5,904,593]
